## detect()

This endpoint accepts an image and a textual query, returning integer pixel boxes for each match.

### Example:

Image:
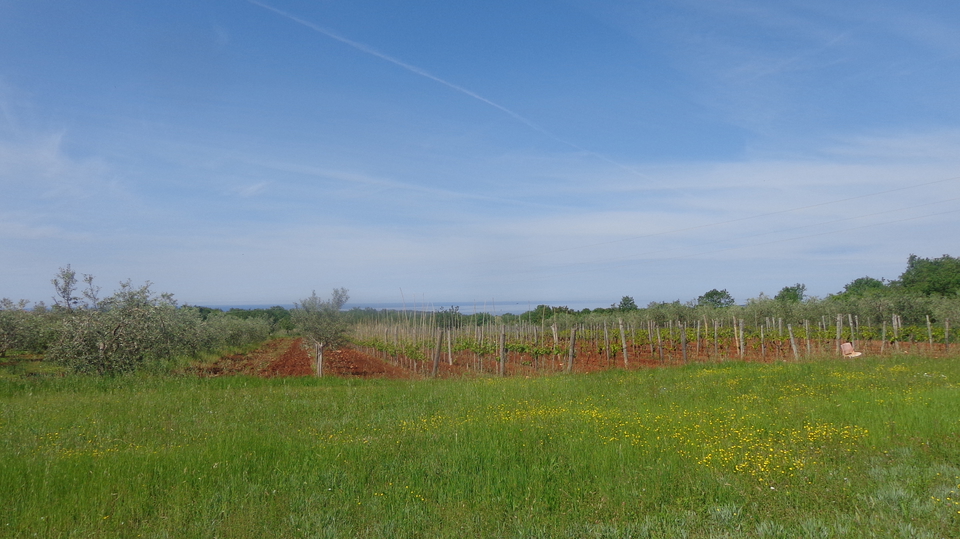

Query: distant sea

[193,300,610,315]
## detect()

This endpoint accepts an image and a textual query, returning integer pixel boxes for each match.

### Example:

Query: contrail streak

[248,0,653,180]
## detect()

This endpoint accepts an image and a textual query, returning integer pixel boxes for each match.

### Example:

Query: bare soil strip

[193,338,409,379]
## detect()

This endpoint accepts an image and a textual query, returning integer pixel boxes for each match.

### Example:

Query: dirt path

[192,338,310,377]
[192,338,410,379]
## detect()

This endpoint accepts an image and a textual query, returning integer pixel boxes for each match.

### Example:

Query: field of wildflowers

[2,353,959,537]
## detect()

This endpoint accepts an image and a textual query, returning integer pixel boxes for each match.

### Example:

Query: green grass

[2,355,959,538]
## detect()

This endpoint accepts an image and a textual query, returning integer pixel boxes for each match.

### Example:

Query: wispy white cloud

[241,157,562,210]
[247,0,655,180]
[0,219,95,241]
[236,182,268,198]
[821,130,960,162]
[0,130,113,199]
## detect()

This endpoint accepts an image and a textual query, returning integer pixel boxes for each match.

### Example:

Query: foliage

[50,265,80,312]
[618,295,639,311]
[774,283,806,303]
[199,311,272,351]
[225,305,294,331]
[835,276,888,298]
[46,281,197,374]
[897,254,960,296]
[0,299,30,357]
[292,288,350,350]
[40,268,274,374]
[697,288,735,308]
[518,305,575,323]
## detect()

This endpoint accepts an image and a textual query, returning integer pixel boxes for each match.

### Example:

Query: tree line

[3,254,957,374]
[342,254,960,331]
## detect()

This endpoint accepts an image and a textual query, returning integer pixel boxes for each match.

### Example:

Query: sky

[2,0,960,311]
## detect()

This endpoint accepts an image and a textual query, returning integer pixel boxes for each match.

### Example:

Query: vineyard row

[350,314,954,376]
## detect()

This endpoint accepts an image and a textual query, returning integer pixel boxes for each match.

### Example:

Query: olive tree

[0,298,30,357]
[291,288,349,376]
[47,281,193,374]
[51,265,80,312]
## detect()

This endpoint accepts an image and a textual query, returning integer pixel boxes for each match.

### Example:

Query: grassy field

[2,353,959,538]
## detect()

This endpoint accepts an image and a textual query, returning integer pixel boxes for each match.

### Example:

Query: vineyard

[350,312,956,377]
[4,259,960,537]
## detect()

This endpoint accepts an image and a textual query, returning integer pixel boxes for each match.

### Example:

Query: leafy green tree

[292,288,349,376]
[775,283,806,303]
[697,289,735,308]
[842,277,887,296]
[618,296,638,311]
[897,254,960,296]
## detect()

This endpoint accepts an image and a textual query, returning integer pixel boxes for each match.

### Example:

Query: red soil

[191,338,310,377]
[196,337,918,380]
[193,338,410,379]
[324,348,410,378]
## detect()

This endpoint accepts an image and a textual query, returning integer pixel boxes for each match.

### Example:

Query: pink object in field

[841,342,862,358]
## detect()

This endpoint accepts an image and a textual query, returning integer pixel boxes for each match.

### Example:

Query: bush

[46,282,274,374]
[46,282,186,374]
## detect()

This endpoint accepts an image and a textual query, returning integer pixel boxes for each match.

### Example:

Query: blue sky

[2,0,960,310]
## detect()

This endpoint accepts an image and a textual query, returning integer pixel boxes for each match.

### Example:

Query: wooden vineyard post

[738,319,745,358]
[847,313,857,348]
[836,315,843,356]
[945,320,951,353]
[647,321,655,356]
[881,321,887,354]
[788,324,799,360]
[393,326,399,364]
[893,314,901,352]
[695,320,701,359]
[551,324,560,367]
[315,342,323,377]
[447,329,453,366]
[475,326,482,371]
[431,329,443,378]
[655,324,664,362]
[926,315,934,353]
[732,317,740,358]
[946,320,951,353]
[702,315,708,357]
[532,326,539,370]
[618,318,629,367]
[566,327,577,374]
[760,326,766,360]
[498,329,506,377]
[804,320,811,357]
[603,320,611,367]
[680,322,687,363]
[713,319,719,358]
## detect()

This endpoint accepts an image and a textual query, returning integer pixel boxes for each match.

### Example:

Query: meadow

[2,353,959,538]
